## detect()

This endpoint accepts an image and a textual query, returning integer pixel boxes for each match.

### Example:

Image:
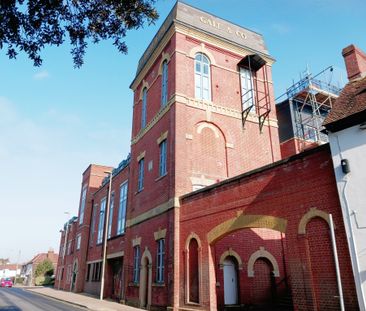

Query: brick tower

[125,2,280,309]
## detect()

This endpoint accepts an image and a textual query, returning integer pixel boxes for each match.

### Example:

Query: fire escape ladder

[257,64,271,133]
[238,54,270,132]
[241,89,255,128]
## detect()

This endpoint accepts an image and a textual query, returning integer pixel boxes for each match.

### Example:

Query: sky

[0,0,365,264]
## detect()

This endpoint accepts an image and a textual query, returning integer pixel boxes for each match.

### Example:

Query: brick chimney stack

[342,44,366,81]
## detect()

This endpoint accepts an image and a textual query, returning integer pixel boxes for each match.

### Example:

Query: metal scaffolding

[285,66,341,146]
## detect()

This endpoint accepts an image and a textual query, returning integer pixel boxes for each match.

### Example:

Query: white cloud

[33,70,50,80]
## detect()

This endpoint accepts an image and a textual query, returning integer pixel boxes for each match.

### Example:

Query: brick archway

[188,44,217,65]
[207,214,287,244]
[247,247,279,277]
[298,208,331,234]
[219,248,243,270]
[158,52,171,75]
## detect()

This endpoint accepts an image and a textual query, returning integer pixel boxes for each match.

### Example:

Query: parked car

[0,278,13,287]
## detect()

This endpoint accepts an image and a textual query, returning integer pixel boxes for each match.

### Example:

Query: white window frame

[76,234,81,250]
[161,60,168,106]
[90,203,97,246]
[117,181,128,235]
[107,193,115,239]
[240,67,255,112]
[156,239,165,283]
[79,185,87,225]
[133,245,140,283]
[138,158,144,191]
[194,53,211,101]
[67,241,71,255]
[97,197,106,244]
[159,139,167,177]
[141,88,147,129]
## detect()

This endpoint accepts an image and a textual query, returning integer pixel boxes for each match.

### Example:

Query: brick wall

[280,137,319,158]
[179,145,358,311]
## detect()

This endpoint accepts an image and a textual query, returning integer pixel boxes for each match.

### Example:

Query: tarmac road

[0,287,85,311]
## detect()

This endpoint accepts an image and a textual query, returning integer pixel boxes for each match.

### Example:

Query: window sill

[108,233,125,241]
[128,282,139,287]
[152,282,165,287]
[186,302,201,307]
[155,173,167,182]
[135,187,144,195]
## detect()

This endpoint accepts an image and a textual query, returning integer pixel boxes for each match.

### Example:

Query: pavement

[25,287,141,311]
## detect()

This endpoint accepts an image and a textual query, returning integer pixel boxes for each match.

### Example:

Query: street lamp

[58,212,70,290]
[100,170,113,300]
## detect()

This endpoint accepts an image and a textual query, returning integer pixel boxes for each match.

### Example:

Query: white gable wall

[328,124,366,310]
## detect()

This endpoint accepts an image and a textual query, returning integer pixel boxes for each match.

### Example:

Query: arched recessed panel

[298,208,330,235]
[139,247,152,309]
[247,247,279,278]
[188,238,199,303]
[192,122,228,181]
[185,232,202,250]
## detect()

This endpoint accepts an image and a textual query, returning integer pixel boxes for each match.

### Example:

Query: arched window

[161,60,168,106]
[188,238,199,303]
[141,87,147,129]
[194,53,211,100]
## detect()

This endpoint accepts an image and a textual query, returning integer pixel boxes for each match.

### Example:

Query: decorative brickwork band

[247,247,279,277]
[298,208,331,235]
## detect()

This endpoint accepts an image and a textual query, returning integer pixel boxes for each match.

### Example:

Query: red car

[0,278,13,287]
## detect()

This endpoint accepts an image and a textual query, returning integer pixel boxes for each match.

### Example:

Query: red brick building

[55,2,359,310]
[23,249,58,286]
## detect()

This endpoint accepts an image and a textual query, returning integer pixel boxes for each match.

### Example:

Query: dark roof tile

[323,76,366,130]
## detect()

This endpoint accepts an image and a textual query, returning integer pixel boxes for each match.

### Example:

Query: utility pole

[100,171,113,300]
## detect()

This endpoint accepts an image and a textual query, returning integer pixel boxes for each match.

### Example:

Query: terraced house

[55,2,362,310]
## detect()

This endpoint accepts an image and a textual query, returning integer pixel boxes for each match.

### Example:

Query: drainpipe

[329,214,345,311]
[100,171,113,300]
